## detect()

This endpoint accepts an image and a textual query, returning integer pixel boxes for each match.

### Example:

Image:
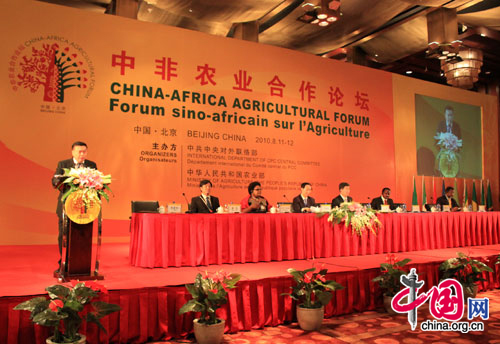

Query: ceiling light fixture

[441,47,483,89]
[297,0,340,27]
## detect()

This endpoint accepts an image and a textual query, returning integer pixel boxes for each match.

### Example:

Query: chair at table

[130,201,160,232]
[131,200,160,213]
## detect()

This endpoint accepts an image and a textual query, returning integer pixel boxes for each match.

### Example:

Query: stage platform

[1,243,500,343]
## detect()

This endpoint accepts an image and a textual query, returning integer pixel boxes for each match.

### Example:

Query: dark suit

[436,120,461,139]
[52,158,97,260]
[436,195,459,210]
[190,195,220,213]
[292,195,316,213]
[371,196,396,210]
[331,195,352,208]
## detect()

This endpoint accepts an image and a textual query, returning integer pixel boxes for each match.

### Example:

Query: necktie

[384,199,387,205]
[206,196,213,211]
[448,198,452,207]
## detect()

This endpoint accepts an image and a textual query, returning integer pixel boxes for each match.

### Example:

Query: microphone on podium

[283,194,291,202]
[182,192,191,213]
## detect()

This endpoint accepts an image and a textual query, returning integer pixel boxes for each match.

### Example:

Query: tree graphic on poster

[16,43,87,102]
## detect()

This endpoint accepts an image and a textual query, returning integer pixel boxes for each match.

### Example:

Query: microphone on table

[182,192,191,213]
[283,194,290,202]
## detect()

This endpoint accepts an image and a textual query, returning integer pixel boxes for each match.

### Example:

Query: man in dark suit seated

[331,182,353,208]
[52,141,97,273]
[190,179,220,213]
[371,187,396,211]
[292,182,316,213]
[436,186,460,211]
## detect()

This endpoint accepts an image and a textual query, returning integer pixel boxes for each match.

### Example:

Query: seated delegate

[241,181,271,213]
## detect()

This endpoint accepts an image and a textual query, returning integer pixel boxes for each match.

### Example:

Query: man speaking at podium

[51,141,97,272]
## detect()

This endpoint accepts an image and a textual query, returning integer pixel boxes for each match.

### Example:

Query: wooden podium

[55,211,104,282]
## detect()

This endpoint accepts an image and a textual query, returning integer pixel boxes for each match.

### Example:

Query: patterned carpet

[152,289,500,344]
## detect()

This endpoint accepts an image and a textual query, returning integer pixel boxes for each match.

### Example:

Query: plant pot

[463,284,478,302]
[296,305,324,331]
[383,295,407,315]
[383,295,398,315]
[193,318,225,344]
[46,334,86,344]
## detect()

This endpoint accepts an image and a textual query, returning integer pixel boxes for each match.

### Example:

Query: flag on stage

[471,180,478,211]
[481,180,485,206]
[487,180,493,210]
[422,177,427,207]
[463,180,468,208]
[441,179,446,196]
[412,177,418,206]
[432,176,437,204]
[453,179,460,206]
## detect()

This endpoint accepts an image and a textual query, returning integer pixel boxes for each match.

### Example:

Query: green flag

[471,180,478,211]
[481,180,485,206]
[453,179,460,205]
[487,180,493,210]
[422,177,427,206]
[412,177,418,206]
[463,181,468,208]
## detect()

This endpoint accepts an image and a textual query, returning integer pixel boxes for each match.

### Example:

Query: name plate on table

[479,205,486,212]
[380,204,391,213]
[442,205,450,212]
[411,205,420,212]
[227,204,241,213]
[319,203,331,212]
[167,203,182,213]
[278,202,292,213]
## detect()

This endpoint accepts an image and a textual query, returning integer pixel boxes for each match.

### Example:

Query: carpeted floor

[151,288,500,344]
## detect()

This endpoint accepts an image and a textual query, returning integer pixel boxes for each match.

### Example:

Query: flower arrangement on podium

[61,167,112,224]
[179,270,241,344]
[283,265,344,330]
[14,281,121,344]
[434,132,462,177]
[327,202,381,236]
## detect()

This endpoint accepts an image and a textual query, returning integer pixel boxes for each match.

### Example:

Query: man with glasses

[190,179,220,213]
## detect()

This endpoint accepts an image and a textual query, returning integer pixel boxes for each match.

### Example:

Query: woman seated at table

[241,181,271,213]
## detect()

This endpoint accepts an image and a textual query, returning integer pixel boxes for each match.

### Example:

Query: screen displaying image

[415,94,482,178]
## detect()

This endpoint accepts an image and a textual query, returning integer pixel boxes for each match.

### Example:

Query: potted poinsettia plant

[283,266,344,330]
[13,281,120,344]
[179,270,241,344]
[327,202,381,236]
[372,254,411,314]
[439,252,493,300]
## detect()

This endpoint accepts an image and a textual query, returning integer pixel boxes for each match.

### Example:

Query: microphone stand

[182,193,191,213]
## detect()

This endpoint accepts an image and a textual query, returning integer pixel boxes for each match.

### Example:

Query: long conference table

[129,212,500,268]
